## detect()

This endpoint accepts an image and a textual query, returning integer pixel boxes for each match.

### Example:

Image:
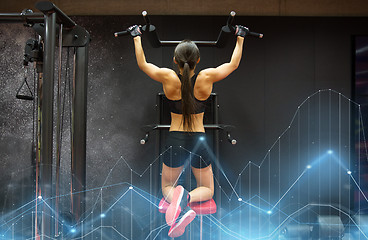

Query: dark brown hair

[174,40,200,131]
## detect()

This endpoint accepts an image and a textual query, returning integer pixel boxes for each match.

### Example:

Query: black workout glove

[127,25,142,37]
[235,25,249,38]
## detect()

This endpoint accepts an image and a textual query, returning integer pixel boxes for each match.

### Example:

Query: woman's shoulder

[161,68,177,78]
[158,68,179,83]
[194,71,214,97]
[197,69,214,82]
[161,69,181,87]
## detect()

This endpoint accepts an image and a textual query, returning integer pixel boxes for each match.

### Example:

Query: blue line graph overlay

[1,89,368,239]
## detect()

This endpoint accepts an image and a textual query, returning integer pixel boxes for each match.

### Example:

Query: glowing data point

[70,228,76,233]
[306,165,311,169]
[129,186,133,190]
[100,213,106,218]
[347,170,352,175]
[199,136,205,141]
[38,196,42,200]
[267,210,272,215]
[238,197,242,202]
[327,150,333,154]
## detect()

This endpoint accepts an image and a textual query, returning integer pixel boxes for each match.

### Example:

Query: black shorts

[162,131,211,169]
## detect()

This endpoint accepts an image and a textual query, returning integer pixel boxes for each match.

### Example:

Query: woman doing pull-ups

[128,24,247,237]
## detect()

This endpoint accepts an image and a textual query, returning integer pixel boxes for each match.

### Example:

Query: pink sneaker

[168,207,196,238]
[165,185,189,226]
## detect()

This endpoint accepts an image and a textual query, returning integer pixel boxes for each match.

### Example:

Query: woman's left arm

[133,36,174,83]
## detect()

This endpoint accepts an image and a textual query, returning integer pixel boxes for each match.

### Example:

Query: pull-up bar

[114,11,263,48]
[0,10,43,24]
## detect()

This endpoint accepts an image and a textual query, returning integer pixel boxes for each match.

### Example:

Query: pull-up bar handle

[227,11,236,27]
[142,11,150,26]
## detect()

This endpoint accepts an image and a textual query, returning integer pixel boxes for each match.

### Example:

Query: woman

[128,24,247,237]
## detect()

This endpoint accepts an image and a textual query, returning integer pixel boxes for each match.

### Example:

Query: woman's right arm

[133,35,175,83]
[200,32,245,83]
[127,25,175,83]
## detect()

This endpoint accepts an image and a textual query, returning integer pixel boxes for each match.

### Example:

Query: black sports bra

[167,74,208,114]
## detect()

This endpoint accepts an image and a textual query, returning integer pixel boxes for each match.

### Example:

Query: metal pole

[213,94,221,240]
[55,23,63,237]
[36,1,76,28]
[71,45,88,228]
[35,68,43,240]
[40,11,56,239]
[200,215,203,240]
[155,93,163,240]
[0,13,43,23]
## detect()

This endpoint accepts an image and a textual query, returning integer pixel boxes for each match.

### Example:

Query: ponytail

[181,62,197,131]
[174,40,200,131]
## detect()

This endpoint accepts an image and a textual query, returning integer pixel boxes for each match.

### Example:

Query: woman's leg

[189,164,214,203]
[161,163,184,203]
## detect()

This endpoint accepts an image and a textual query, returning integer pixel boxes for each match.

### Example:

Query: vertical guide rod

[35,35,43,240]
[55,23,63,237]
[40,11,56,239]
[213,94,221,240]
[71,45,88,229]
